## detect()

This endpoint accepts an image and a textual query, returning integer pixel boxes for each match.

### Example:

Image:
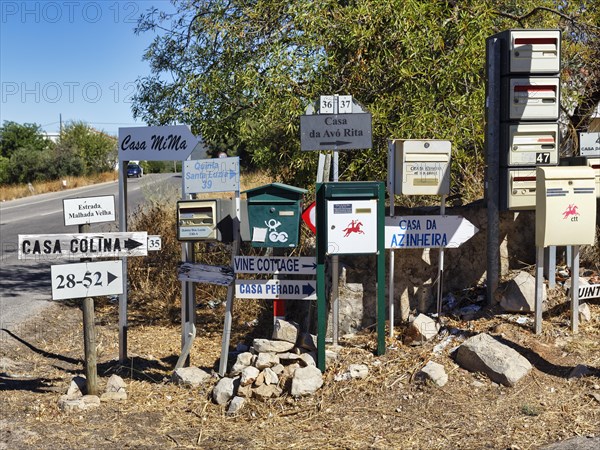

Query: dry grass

[0,172,118,201]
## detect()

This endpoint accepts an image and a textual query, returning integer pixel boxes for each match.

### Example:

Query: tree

[57,122,117,175]
[0,121,51,158]
[133,1,600,199]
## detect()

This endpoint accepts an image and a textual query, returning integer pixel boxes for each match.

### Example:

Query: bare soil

[1,292,599,450]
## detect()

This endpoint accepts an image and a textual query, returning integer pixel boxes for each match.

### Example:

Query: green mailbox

[243,182,308,248]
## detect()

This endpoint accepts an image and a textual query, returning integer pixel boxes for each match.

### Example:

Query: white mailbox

[501,168,537,210]
[389,139,451,195]
[501,122,559,166]
[177,199,222,241]
[502,77,560,121]
[588,157,600,198]
[326,199,378,254]
[500,29,561,74]
[535,166,597,247]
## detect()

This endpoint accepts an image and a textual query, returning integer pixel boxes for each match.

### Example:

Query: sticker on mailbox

[333,204,352,214]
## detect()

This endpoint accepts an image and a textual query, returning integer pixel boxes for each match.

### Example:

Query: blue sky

[1,1,171,137]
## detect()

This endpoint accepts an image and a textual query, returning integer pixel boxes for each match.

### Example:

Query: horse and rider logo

[562,204,580,221]
[343,220,365,237]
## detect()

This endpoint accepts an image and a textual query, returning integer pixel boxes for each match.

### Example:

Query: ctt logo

[562,204,580,221]
[343,220,365,237]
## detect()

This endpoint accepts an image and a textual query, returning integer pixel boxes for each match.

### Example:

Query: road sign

[183,157,240,194]
[235,279,317,300]
[234,256,316,275]
[18,232,148,260]
[63,195,116,226]
[567,283,600,301]
[118,125,200,161]
[302,201,316,234]
[300,113,372,151]
[385,215,478,249]
[579,132,600,157]
[178,262,235,286]
[51,260,123,300]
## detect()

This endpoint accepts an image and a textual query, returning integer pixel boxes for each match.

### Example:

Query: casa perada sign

[18,232,148,260]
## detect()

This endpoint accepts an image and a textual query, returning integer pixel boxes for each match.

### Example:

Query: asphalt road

[0,173,181,331]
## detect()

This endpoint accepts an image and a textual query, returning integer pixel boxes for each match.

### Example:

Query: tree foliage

[133,0,600,199]
[57,121,118,175]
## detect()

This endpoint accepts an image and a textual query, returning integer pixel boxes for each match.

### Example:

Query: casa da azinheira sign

[118,125,199,161]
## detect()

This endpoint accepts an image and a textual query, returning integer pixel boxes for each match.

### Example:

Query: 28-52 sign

[51,261,123,300]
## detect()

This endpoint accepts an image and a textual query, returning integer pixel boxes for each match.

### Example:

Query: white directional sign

[63,195,116,226]
[579,132,600,157]
[234,256,316,275]
[235,279,317,300]
[385,215,478,249]
[118,125,201,161]
[568,284,600,301]
[51,260,123,300]
[300,113,372,151]
[18,232,148,260]
[183,157,240,194]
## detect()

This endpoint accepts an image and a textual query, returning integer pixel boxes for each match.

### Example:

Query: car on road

[127,163,143,178]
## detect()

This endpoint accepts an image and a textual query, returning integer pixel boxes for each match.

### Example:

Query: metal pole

[534,246,544,334]
[486,37,501,306]
[544,246,557,289]
[388,141,396,338]
[331,96,340,346]
[570,245,580,333]
[436,195,446,317]
[376,182,386,356]
[118,160,128,362]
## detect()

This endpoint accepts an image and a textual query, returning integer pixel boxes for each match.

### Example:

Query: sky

[0,1,172,137]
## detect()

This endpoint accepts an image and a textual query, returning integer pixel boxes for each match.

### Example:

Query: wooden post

[80,223,98,395]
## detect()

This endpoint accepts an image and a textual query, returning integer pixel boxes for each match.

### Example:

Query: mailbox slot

[501,123,559,166]
[243,183,307,248]
[501,168,537,211]
[502,77,560,121]
[535,166,597,247]
[503,30,561,74]
[390,139,451,195]
[177,200,220,241]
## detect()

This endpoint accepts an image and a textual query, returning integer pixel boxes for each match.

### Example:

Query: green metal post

[316,183,326,372]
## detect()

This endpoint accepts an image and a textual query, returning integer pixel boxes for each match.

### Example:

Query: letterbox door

[326,199,378,254]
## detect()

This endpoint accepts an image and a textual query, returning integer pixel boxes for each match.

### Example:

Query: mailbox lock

[270,207,276,213]
[568,180,573,185]
[331,225,336,230]
[424,142,430,149]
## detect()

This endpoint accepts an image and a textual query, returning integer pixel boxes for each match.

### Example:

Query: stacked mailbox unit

[492,29,562,210]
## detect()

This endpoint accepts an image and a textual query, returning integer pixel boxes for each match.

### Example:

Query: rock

[58,395,85,412]
[568,364,590,379]
[67,375,87,397]
[172,367,212,388]
[231,352,254,375]
[348,364,369,379]
[296,332,317,352]
[271,364,285,375]
[105,374,127,393]
[252,338,295,353]
[227,396,245,415]
[212,377,237,405]
[418,361,448,387]
[278,352,302,362]
[291,366,323,396]
[272,319,299,344]
[254,370,265,387]
[255,352,279,369]
[500,271,546,313]
[81,395,101,409]
[100,391,127,402]
[578,303,592,323]
[455,333,532,387]
[539,436,600,450]
[283,363,301,378]
[406,314,440,343]
[326,349,340,365]
[240,366,260,386]
[253,384,282,401]
[236,384,252,398]
[298,352,316,367]
[262,368,279,386]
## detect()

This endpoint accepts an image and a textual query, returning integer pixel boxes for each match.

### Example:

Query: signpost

[183,157,240,194]
[384,215,478,249]
[63,195,115,226]
[18,232,148,259]
[235,279,317,300]
[234,256,316,275]
[118,125,201,161]
[300,113,372,151]
[50,260,123,301]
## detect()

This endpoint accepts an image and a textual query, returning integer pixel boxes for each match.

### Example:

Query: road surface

[0,173,181,332]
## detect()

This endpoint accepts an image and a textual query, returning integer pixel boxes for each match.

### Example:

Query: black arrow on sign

[319,140,352,146]
[302,283,316,296]
[107,271,118,285]
[124,238,143,250]
[302,262,317,270]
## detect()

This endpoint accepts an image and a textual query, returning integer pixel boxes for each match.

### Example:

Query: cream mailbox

[588,157,600,198]
[502,77,560,121]
[390,139,451,195]
[501,122,559,166]
[535,166,597,247]
[498,29,561,74]
[177,199,231,241]
[501,167,537,210]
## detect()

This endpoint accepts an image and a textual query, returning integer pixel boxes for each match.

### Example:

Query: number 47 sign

[51,260,123,300]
